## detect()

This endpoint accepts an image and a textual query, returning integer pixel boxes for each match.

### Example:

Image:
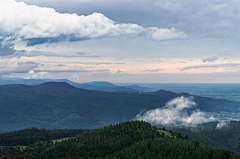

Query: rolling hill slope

[0,82,240,132]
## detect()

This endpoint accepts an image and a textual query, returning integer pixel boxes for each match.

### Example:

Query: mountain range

[0,78,151,92]
[0,81,240,132]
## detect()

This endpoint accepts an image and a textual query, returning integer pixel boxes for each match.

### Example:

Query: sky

[1,0,240,83]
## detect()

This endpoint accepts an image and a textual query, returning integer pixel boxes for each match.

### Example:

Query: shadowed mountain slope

[0,82,239,132]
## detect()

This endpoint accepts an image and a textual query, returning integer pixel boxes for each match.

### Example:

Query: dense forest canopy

[0,121,236,159]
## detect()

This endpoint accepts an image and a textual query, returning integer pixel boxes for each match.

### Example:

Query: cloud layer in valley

[216,121,229,129]
[135,96,211,126]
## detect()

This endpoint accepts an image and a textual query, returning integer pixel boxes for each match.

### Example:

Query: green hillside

[0,121,233,159]
[171,121,240,153]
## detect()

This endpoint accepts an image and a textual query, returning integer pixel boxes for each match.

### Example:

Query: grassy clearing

[158,130,174,137]
[51,137,72,144]
[0,146,27,152]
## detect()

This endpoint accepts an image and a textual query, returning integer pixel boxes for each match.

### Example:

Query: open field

[0,146,27,152]
[158,130,173,137]
[51,137,72,144]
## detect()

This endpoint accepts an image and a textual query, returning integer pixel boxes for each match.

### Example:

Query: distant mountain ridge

[0,81,240,133]
[0,78,150,92]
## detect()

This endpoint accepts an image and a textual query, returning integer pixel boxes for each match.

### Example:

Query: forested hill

[0,121,234,159]
[171,121,240,153]
[0,82,240,132]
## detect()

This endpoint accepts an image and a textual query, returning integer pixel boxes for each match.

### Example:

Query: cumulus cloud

[182,63,240,70]
[135,96,211,125]
[151,27,188,41]
[202,54,219,63]
[0,0,187,49]
[0,61,43,75]
[14,0,240,39]
[216,121,229,129]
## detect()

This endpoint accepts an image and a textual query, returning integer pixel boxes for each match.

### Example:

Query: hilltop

[0,121,234,159]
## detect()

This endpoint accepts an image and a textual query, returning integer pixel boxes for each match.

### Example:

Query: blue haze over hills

[1,79,240,133]
[1,78,240,102]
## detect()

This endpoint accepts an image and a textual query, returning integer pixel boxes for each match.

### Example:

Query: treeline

[171,121,240,152]
[9,121,233,159]
[104,137,232,159]
[0,128,90,146]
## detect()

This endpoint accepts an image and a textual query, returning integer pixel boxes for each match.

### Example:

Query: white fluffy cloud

[0,0,187,47]
[151,27,187,41]
[135,96,210,125]
[216,121,229,129]
[17,0,240,38]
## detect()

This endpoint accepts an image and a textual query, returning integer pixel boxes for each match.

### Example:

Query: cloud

[151,27,188,41]
[152,59,161,62]
[15,0,240,40]
[144,69,162,72]
[0,46,16,56]
[202,54,219,63]
[182,63,240,70]
[56,64,66,67]
[24,50,100,58]
[76,52,89,55]
[75,52,99,57]
[33,69,92,73]
[0,0,188,49]
[135,96,211,125]
[0,61,43,75]
[216,121,229,129]
[74,62,112,65]
[114,62,126,65]
[17,61,43,67]
[138,67,146,72]
[138,68,162,73]
[126,69,133,73]
[117,70,122,74]
[27,71,48,79]
[0,60,110,76]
